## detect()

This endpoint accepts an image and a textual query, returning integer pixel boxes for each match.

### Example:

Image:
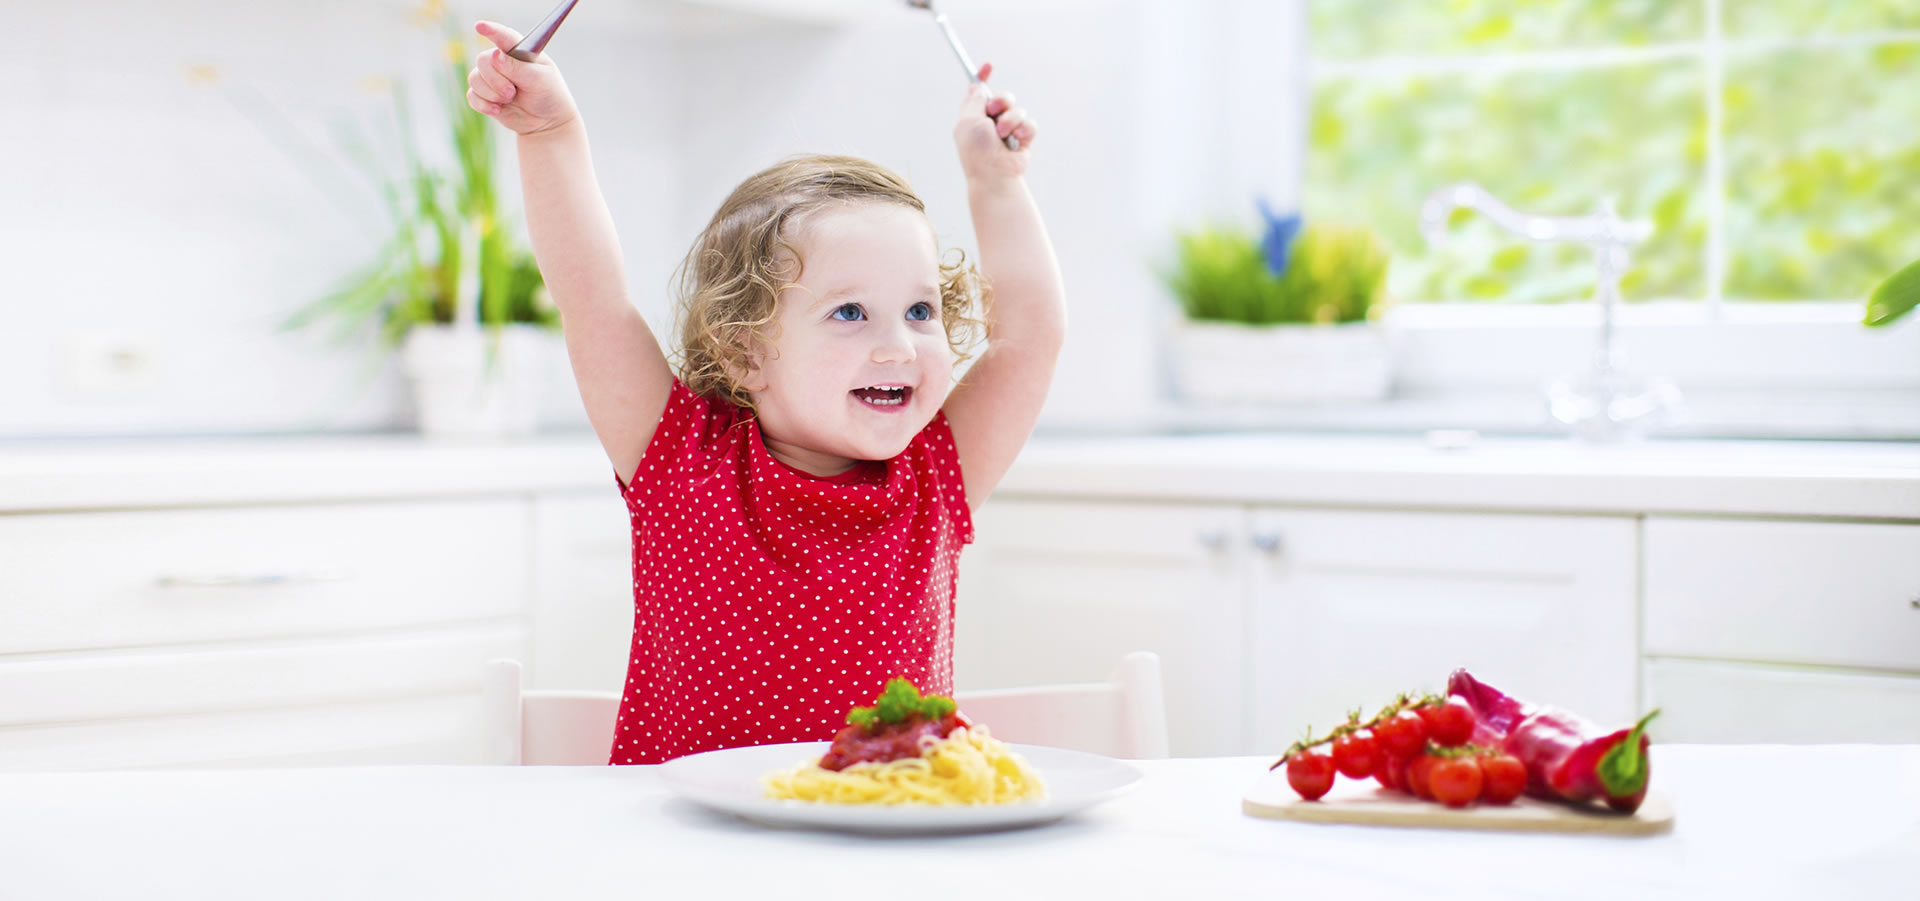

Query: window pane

[1724,1,1920,39]
[1723,41,1920,300]
[1306,63,1706,304]
[1312,0,1700,60]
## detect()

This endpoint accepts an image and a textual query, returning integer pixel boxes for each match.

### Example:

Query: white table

[2,746,1913,900]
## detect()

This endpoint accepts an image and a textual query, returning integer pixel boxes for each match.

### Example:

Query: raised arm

[468,21,672,484]
[939,66,1067,510]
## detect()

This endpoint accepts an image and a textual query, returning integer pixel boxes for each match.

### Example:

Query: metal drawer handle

[1197,530,1229,551]
[1252,532,1283,555]
[1911,594,1919,610]
[154,570,352,589]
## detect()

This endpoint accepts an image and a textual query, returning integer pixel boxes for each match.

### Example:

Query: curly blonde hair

[672,154,989,410]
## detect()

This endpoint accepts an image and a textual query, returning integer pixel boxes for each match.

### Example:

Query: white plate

[658,741,1144,835]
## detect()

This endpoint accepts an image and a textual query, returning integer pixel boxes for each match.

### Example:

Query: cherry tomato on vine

[1479,753,1527,805]
[1330,731,1379,780]
[1287,749,1337,801]
[1419,698,1477,748]
[1376,710,1430,759]
[1371,747,1403,792]
[1407,753,1439,801]
[1429,757,1485,808]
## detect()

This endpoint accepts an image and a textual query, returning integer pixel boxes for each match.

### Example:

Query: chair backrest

[482,651,1171,764]
[954,651,1170,760]
[483,659,621,766]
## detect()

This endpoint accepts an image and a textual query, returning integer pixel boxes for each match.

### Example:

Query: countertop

[997,433,1920,519]
[0,746,1912,900]
[1,432,1915,519]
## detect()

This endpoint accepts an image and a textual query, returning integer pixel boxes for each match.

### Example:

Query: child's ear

[733,358,769,393]
[724,331,771,393]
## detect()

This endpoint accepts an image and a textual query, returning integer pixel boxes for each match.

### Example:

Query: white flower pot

[401,324,554,440]
[1168,320,1393,405]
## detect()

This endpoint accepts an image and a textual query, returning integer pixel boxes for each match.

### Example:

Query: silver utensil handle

[935,14,1021,151]
[509,0,581,62]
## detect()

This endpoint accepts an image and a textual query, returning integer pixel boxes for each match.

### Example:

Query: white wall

[2,0,1304,439]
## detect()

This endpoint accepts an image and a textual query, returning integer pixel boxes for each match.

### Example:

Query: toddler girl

[466,20,1065,764]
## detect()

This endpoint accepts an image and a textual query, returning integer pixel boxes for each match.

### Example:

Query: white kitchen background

[9,0,1297,438]
[3,0,1916,769]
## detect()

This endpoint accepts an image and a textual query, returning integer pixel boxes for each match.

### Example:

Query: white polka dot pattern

[607,381,975,765]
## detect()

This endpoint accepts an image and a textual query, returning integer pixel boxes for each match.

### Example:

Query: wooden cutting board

[1242,767,1675,836]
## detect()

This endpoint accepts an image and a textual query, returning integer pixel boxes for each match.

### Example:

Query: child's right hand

[465,20,579,136]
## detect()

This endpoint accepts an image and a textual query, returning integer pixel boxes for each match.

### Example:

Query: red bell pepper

[1447,669,1659,814]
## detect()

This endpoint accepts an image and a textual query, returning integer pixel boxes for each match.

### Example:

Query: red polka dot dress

[609,381,974,765]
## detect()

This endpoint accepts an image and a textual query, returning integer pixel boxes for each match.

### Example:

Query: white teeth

[855,387,907,407]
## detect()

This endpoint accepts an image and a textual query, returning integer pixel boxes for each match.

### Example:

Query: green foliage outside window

[1310,63,1703,305]
[1307,0,1920,320]
[1723,44,1920,301]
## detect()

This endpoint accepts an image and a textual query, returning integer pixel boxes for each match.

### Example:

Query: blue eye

[906,302,935,322]
[830,303,865,322]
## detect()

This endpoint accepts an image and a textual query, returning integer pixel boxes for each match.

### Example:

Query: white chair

[483,659,620,765]
[954,651,1170,760]
[482,650,1171,764]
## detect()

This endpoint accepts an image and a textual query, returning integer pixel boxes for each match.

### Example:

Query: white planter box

[402,325,557,440]
[1168,321,1392,404]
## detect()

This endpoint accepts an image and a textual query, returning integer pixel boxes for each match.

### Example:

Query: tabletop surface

[1,745,1914,901]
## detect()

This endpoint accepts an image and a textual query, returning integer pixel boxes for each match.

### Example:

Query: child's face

[744,202,955,476]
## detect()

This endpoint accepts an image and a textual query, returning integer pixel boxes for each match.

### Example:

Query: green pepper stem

[1596,709,1660,799]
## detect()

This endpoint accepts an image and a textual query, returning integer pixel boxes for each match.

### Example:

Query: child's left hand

[954,63,1036,182]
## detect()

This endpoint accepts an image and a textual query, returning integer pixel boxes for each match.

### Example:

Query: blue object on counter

[1257,199,1303,278]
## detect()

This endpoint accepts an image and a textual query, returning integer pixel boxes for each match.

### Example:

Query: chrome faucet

[1420,183,1681,442]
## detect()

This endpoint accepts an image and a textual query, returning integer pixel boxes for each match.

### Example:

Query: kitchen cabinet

[3,434,1911,766]
[530,491,635,694]
[955,499,1248,758]
[0,499,532,770]
[1642,658,1920,744]
[1248,509,1637,753]
[1642,517,1920,742]
[956,499,1637,757]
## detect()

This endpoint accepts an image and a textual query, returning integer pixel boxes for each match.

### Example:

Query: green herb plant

[277,16,557,350]
[845,678,957,729]
[1165,223,1389,326]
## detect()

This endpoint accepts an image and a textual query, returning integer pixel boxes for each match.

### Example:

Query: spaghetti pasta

[764,726,1047,806]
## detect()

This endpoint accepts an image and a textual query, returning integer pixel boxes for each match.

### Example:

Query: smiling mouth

[851,386,913,408]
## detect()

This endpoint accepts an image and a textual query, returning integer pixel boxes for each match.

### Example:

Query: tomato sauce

[817,714,960,771]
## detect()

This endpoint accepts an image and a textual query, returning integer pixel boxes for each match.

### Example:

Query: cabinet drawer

[0,623,523,726]
[1644,518,1920,672]
[1644,657,1920,744]
[0,499,530,654]
[0,694,494,771]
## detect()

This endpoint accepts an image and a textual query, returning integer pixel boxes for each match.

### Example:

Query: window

[1288,0,1920,439]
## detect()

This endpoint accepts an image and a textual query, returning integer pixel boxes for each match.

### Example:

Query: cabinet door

[1643,658,1920,744]
[1645,518,1920,673]
[957,499,1249,757]
[530,492,636,693]
[1250,510,1638,754]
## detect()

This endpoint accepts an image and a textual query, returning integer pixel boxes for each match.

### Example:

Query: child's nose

[871,322,918,364]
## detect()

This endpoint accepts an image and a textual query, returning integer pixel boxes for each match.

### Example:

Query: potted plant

[282,17,559,439]
[1162,206,1392,404]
